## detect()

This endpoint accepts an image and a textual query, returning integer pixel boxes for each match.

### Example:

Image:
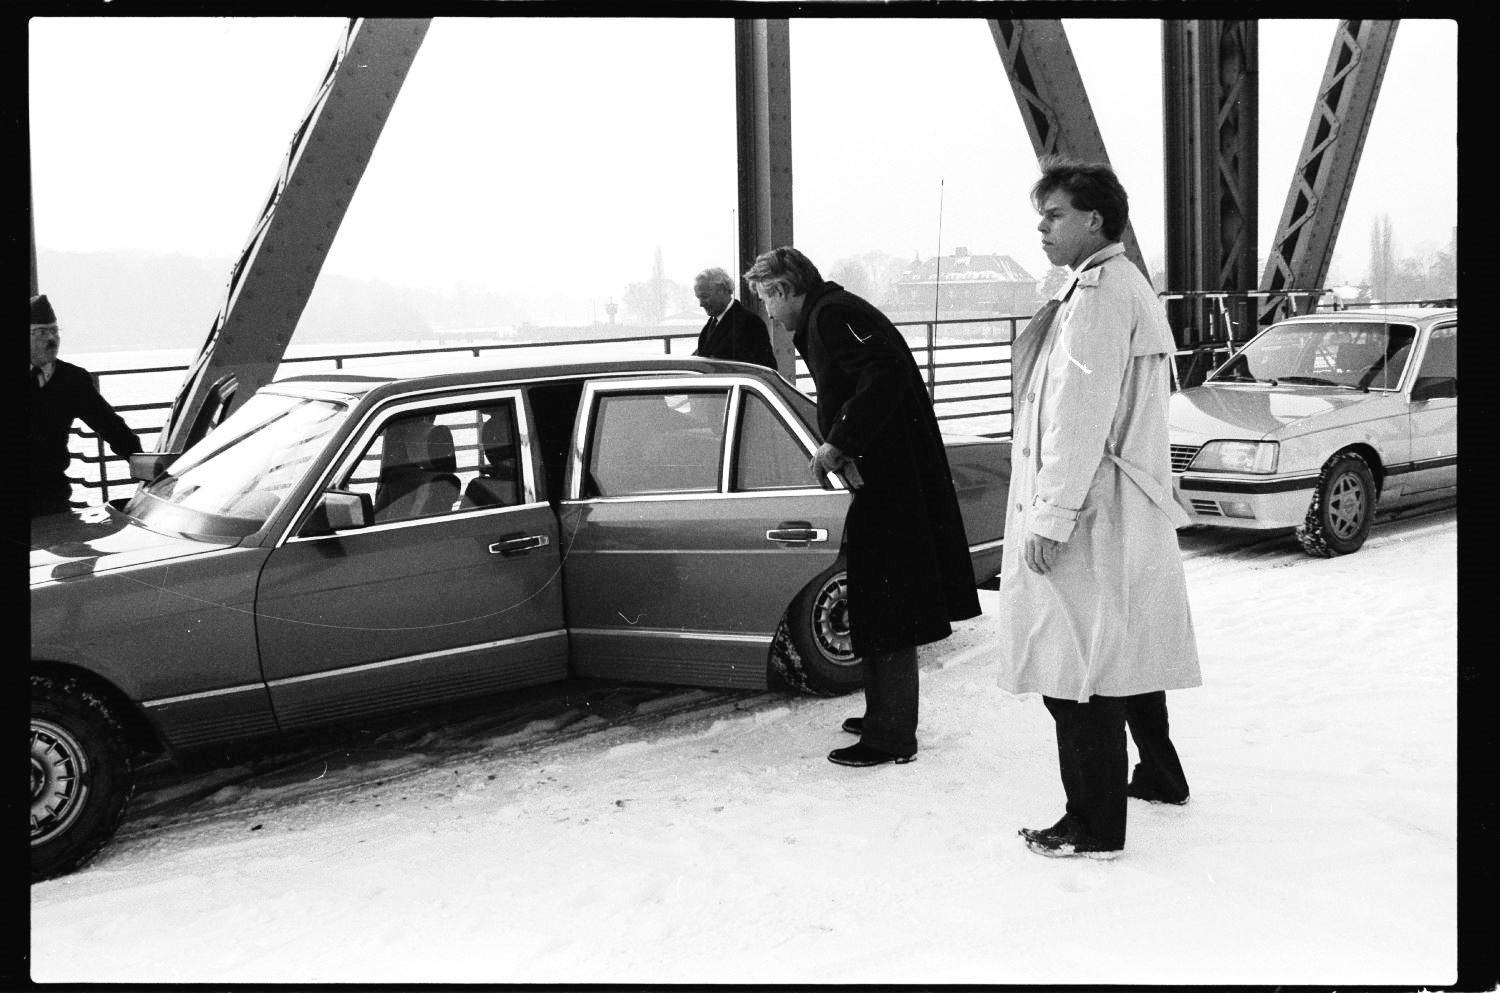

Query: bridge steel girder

[987,19,1148,278]
[1259,19,1398,325]
[1162,20,1259,349]
[734,19,796,378]
[161,18,430,451]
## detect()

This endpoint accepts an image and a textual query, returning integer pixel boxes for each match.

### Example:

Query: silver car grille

[1170,444,1201,473]
[1189,499,1223,517]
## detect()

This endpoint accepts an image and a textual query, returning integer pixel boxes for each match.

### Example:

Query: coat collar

[793,280,842,354]
[1051,241,1126,302]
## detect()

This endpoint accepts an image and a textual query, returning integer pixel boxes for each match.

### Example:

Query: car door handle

[766,522,828,544]
[489,534,550,556]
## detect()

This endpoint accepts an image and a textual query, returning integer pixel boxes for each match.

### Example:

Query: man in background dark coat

[691,267,777,370]
[745,246,980,767]
[28,294,141,517]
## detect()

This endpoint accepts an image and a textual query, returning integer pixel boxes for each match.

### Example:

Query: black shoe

[1018,814,1073,844]
[828,742,915,767]
[841,717,864,736]
[1021,821,1122,860]
[1127,782,1189,805]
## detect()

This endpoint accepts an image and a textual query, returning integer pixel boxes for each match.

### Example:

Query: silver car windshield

[1210,321,1419,390]
[125,392,349,538]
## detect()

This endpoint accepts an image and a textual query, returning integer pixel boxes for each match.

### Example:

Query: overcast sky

[29,16,1456,327]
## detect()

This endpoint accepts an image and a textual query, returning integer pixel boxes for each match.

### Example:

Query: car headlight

[1188,440,1279,473]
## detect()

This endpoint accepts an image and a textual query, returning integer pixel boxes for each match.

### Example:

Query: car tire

[1295,451,1376,557]
[770,559,864,697]
[31,675,135,882]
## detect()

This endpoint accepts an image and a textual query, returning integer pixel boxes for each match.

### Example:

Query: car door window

[733,391,819,491]
[1415,325,1457,394]
[338,401,521,523]
[585,390,729,497]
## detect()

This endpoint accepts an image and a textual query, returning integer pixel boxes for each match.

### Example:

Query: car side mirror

[320,489,375,532]
[1410,376,1457,402]
[128,451,179,482]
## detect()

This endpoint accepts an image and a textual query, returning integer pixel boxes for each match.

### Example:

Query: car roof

[268,353,789,401]
[1274,306,1457,326]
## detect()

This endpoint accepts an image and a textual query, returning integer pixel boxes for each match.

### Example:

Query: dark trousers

[1125,691,1190,800]
[860,646,918,756]
[1043,694,1128,849]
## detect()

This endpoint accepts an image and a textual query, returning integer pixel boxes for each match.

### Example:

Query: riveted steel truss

[987,19,1147,277]
[1162,20,1259,348]
[161,18,431,450]
[734,19,796,377]
[1259,20,1398,325]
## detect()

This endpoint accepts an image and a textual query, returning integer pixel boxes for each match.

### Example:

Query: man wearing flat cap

[28,294,141,517]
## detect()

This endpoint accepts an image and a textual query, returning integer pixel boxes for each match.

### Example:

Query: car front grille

[1189,499,1223,517]
[1170,444,1201,473]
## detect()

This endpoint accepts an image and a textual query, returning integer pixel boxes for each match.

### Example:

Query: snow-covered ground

[30,510,1457,985]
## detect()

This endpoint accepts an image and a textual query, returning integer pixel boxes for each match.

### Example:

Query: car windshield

[1209,321,1419,390]
[124,391,350,539]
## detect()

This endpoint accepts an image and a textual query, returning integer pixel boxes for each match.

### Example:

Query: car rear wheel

[31,676,135,882]
[770,559,864,696]
[1295,452,1376,557]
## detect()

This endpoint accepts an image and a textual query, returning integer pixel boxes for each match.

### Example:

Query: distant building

[890,247,1039,318]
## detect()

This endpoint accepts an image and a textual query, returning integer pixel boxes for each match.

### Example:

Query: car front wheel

[31,676,135,882]
[1295,451,1376,557]
[770,559,864,696]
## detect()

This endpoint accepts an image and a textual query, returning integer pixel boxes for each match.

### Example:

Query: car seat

[463,416,521,508]
[373,420,461,522]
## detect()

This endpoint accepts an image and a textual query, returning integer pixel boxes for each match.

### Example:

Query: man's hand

[809,441,848,479]
[1024,533,1063,575]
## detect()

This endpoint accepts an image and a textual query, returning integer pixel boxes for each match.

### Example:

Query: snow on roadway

[29,511,1457,985]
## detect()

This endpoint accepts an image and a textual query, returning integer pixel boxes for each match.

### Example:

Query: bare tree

[827,250,907,306]
[621,247,692,325]
[1368,214,1395,301]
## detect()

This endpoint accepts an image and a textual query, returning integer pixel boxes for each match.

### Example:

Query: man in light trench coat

[996,157,1201,859]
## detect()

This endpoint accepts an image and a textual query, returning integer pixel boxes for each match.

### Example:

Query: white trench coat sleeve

[996,244,1202,703]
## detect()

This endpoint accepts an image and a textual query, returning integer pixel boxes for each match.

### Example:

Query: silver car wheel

[32,718,89,845]
[1326,471,1368,540]
[811,573,856,666]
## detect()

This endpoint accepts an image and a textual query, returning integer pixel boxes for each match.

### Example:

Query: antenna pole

[928,180,944,402]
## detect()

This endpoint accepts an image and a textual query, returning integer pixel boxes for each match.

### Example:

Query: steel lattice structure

[1259,20,1399,325]
[24,17,1407,447]
[987,18,1148,277]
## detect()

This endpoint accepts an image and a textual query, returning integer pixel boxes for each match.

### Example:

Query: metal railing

[64,315,1023,508]
[62,291,1458,508]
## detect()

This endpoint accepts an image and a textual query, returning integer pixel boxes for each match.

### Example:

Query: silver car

[1169,307,1456,555]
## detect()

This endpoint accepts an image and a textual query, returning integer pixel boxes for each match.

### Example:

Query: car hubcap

[812,573,856,666]
[31,719,88,844]
[1327,472,1367,539]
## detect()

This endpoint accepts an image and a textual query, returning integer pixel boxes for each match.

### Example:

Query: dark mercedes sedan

[31,355,1008,880]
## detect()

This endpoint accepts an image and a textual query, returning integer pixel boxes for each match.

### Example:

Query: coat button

[1027,392,1036,402]
[1016,502,1024,513]
[1022,447,1030,456]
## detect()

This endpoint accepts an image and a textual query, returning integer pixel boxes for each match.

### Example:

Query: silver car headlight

[1188,440,1279,473]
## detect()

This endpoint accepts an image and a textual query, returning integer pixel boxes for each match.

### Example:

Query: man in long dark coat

[744,247,979,767]
[28,294,141,517]
[690,267,777,370]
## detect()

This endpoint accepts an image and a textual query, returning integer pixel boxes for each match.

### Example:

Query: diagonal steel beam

[1259,19,1398,324]
[161,18,430,450]
[988,18,1147,276]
